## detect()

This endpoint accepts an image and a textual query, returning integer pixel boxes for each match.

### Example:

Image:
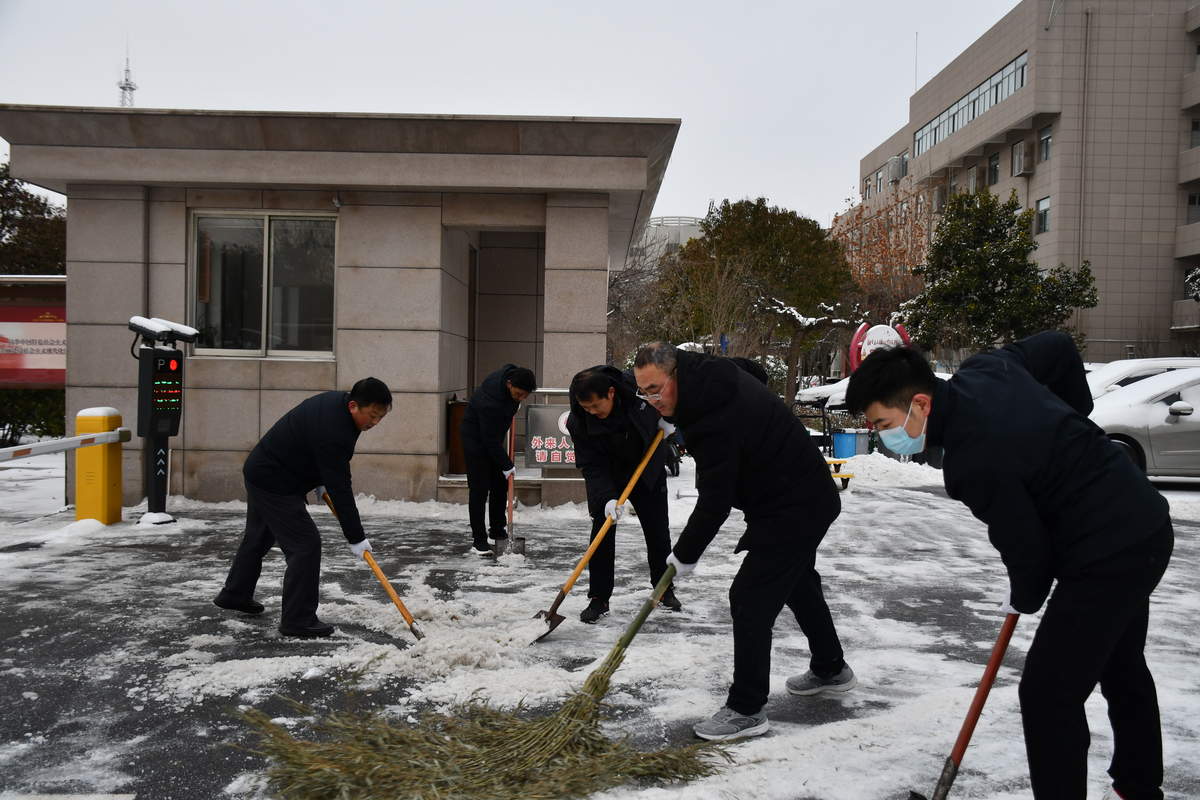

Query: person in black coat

[566,366,679,623]
[633,343,853,742]
[460,364,537,554]
[214,377,392,638]
[845,332,1173,800]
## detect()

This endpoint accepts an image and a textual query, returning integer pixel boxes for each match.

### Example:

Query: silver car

[1085,357,1200,399]
[1089,367,1200,475]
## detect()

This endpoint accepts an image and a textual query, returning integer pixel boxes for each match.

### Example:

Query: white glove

[657,418,676,437]
[604,499,627,522]
[1000,584,1019,616]
[349,538,372,559]
[502,467,516,479]
[666,552,696,577]
[315,485,328,502]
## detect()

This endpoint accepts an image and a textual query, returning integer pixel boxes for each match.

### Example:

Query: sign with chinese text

[524,404,576,468]
[0,306,66,388]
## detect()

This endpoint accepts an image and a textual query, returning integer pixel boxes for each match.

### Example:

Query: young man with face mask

[566,366,680,623]
[845,332,1173,800]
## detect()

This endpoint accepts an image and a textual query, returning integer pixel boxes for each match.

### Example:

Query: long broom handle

[321,491,425,641]
[542,429,664,617]
[926,612,1019,800]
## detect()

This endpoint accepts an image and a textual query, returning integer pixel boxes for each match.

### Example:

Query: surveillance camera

[150,317,199,344]
[128,316,172,341]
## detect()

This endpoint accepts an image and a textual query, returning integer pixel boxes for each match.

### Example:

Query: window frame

[189,209,339,359]
[967,165,979,192]
[988,153,1001,186]
[1035,197,1050,234]
[1038,125,1053,162]
[1188,194,1200,225]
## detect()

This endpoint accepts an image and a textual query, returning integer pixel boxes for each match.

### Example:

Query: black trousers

[220,480,323,628]
[1020,519,1173,800]
[463,446,507,542]
[726,511,845,715]
[586,468,673,600]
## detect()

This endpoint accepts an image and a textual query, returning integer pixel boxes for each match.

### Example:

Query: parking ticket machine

[128,316,198,523]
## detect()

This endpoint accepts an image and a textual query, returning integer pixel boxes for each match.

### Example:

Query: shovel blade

[533,611,565,641]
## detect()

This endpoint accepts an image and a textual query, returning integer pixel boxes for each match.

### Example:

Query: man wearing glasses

[634,342,853,741]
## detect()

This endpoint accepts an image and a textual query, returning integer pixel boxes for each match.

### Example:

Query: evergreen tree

[0,162,65,275]
[902,186,1097,354]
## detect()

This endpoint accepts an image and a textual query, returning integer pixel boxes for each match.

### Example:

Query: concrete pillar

[63,185,149,508]
[542,193,609,388]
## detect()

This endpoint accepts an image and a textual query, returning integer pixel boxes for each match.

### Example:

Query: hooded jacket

[243,390,367,544]
[566,365,668,508]
[671,350,839,563]
[926,331,1169,614]
[461,364,522,470]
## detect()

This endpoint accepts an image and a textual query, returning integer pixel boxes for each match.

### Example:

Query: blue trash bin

[832,432,857,459]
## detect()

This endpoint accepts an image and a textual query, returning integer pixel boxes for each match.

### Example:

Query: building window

[967,165,979,192]
[1035,197,1050,234]
[949,173,959,195]
[194,214,336,355]
[1192,120,1200,150]
[864,177,872,199]
[913,51,1028,156]
[1190,195,1200,225]
[1038,125,1053,161]
[988,153,1000,185]
[1012,141,1027,177]
[876,170,883,194]
[901,151,909,178]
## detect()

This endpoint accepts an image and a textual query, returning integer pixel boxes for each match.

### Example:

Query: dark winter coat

[566,365,668,509]
[926,331,1170,614]
[243,391,367,544]
[461,365,521,471]
[670,350,840,564]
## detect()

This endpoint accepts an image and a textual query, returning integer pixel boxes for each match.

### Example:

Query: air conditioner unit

[887,156,904,184]
[1013,141,1035,177]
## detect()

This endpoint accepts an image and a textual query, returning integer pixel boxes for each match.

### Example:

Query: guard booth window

[193,215,336,355]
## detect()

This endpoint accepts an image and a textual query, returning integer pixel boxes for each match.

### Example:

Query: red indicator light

[170,359,178,371]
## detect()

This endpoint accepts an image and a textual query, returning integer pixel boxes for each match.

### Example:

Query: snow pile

[842,452,943,487]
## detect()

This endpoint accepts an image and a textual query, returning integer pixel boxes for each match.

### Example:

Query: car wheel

[1109,437,1145,472]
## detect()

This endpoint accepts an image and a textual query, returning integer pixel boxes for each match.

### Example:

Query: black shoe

[659,587,682,612]
[279,619,334,638]
[214,591,264,615]
[487,531,509,545]
[471,539,493,556]
[580,598,609,623]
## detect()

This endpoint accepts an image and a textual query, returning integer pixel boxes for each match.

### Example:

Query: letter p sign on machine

[128,316,198,524]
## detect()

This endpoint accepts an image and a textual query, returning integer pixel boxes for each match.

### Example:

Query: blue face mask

[877,400,927,455]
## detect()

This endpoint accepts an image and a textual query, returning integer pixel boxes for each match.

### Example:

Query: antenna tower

[117,46,137,108]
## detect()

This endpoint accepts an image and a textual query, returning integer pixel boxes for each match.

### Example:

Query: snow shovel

[534,429,664,641]
[320,491,425,641]
[499,415,516,558]
[909,612,1019,800]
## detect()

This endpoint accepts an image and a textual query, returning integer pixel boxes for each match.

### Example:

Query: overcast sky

[0,0,1018,226]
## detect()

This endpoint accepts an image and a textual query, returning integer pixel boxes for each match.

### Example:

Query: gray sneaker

[692,706,769,741]
[786,665,857,696]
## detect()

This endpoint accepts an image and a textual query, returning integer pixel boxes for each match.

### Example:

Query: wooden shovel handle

[549,429,664,612]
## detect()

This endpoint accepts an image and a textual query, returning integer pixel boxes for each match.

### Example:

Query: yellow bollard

[76,407,123,525]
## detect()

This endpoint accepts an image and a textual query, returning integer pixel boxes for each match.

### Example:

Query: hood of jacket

[672,350,740,427]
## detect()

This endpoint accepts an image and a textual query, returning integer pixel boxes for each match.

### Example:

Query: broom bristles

[238,638,728,799]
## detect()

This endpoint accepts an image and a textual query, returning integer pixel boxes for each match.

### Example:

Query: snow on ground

[1,452,1197,799]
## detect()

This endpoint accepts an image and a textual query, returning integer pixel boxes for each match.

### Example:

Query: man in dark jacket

[845,332,1173,800]
[214,377,392,638]
[460,364,537,555]
[566,366,680,623]
[633,342,853,742]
